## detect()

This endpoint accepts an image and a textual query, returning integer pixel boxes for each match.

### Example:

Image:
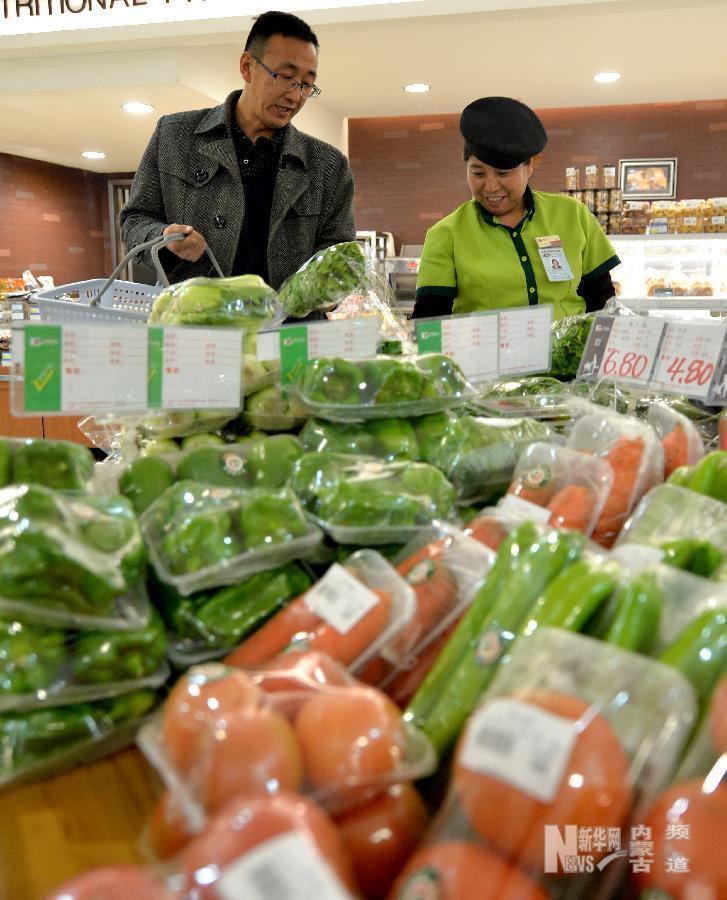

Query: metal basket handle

[90,233,224,307]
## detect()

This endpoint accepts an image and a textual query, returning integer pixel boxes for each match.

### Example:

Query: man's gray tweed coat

[120,90,356,289]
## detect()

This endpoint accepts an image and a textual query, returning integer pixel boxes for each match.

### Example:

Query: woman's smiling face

[466,156,534,220]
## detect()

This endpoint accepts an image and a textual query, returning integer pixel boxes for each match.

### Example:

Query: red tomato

[633,776,727,899]
[44,866,171,900]
[180,792,357,898]
[388,840,549,900]
[710,676,727,752]
[336,783,429,900]
[295,686,408,796]
[148,789,198,860]
[454,691,633,874]
[196,706,304,813]
[161,664,262,773]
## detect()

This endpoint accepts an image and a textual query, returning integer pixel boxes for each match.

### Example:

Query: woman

[413,96,620,320]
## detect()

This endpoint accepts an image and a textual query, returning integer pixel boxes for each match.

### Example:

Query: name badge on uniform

[535,235,573,282]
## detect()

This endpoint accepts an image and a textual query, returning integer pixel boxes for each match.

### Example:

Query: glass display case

[610,234,727,301]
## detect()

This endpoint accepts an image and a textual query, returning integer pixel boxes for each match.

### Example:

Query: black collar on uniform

[475,185,536,228]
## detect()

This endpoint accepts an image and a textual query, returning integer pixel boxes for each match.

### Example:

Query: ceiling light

[593,72,621,84]
[404,83,430,93]
[122,101,155,115]
[81,151,106,160]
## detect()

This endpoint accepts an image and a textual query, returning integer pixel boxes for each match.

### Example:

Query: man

[120,11,355,291]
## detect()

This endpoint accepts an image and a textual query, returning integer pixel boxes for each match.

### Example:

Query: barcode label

[460,698,578,804]
[305,563,380,635]
[216,831,353,900]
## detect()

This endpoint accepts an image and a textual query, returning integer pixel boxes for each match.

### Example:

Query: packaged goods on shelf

[565,166,580,191]
[0,437,94,491]
[602,165,617,189]
[621,200,651,235]
[676,199,707,234]
[584,164,598,190]
[300,416,421,462]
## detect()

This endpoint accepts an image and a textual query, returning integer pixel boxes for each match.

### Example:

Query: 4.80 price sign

[650,323,723,399]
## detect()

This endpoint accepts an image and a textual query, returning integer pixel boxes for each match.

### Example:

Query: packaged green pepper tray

[0,437,95,492]
[288,451,459,544]
[292,353,475,422]
[0,609,169,712]
[0,484,152,631]
[140,481,323,595]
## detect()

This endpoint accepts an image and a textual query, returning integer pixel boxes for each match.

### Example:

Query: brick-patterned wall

[349,99,727,251]
[0,153,122,284]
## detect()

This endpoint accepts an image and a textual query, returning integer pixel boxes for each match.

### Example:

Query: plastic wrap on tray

[549,311,596,380]
[136,408,239,442]
[0,437,94,491]
[356,528,494,703]
[300,416,421,462]
[665,448,727,505]
[150,563,314,666]
[0,485,148,627]
[0,609,169,711]
[566,403,664,548]
[236,383,310,433]
[474,375,571,419]
[140,482,322,595]
[223,550,416,676]
[292,354,474,422]
[0,688,158,789]
[646,401,705,477]
[278,240,368,318]
[137,658,436,833]
[421,415,554,504]
[396,628,697,900]
[288,452,459,544]
[499,441,614,536]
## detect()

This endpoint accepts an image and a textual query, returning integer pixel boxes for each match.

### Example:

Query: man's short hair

[245,10,319,57]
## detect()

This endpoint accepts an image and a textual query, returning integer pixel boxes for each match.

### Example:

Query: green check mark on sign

[24,325,62,412]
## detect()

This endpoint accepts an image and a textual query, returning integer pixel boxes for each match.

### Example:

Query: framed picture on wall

[618,158,677,200]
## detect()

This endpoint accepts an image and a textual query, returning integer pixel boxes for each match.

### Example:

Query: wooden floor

[0,749,161,900]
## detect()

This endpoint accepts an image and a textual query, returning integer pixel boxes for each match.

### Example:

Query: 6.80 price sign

[601,348,651,381]
[594,317,663,386]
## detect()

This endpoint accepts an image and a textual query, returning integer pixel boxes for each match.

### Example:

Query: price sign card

[650,321,724,400]
[415,312,498,384]
[18,323,148,414]
[578,315,664,386]
[278,318,378,385]
[498,305,553,375]
[153,326,242,409]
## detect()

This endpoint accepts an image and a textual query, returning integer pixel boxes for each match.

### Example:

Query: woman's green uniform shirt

[415,189,620,320]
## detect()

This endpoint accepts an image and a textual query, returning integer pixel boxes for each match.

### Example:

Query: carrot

[547,484,597,533]
[392,552,458,657]
[465,515,508,551]
[225,594,321,668]
[385,615,463,709]
[592,436,645,548]
[661,424,689,477]
[507,463,557,506]
[307,589,393,667]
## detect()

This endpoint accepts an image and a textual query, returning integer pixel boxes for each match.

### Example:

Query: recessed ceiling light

[122,101,155,115]
[593,72,621,84]
[404,83,430,93]
[81,150,106,160]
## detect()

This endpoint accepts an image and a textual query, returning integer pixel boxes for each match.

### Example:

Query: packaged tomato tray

[498,441,614,537]
[565,402,664,548]
[288,452,459,544]
[47,791,360,900]
[292,353,476,422]
[140,482,323,595]
[136,657,436,838]
[0,484,152,631]
[392,628,698,900]
[0,609,169,712]
[222,549,416,676]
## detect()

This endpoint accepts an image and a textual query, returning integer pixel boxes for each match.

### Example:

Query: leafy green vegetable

[278,241,367,318]
[550,313,595,380]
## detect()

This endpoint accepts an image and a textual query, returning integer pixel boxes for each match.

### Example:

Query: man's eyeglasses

[252,54,321,99]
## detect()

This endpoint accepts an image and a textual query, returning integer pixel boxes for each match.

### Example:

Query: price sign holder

[578,315,664,386]
[276,318,379,386]
[10,322,243,415]
[415,305,552,385]
[650,321,724,401]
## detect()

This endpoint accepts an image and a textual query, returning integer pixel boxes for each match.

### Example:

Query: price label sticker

[650,321,724,400]
[416,314,498,384]
[160,326,242,409]
[279,319,378,386]
[304,563,380,635]
[498,305,553,375]
[459,698,578,804]
[579,316,663,385]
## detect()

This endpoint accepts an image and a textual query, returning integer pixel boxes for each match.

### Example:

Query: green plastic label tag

[279,325,309,386]
[415,319,443,354]
[147,326,163,408]
[23,324,62,412]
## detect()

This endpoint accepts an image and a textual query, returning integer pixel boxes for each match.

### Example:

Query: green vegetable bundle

[278,241,367,318]
[295,354,471,420]
[149,273,281,328]
[141,482,319,592]
[0,438,94,492]
[300,417,421,462]
[289,452,457,542]
[0,486,145,619]
[550,312,595,379]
